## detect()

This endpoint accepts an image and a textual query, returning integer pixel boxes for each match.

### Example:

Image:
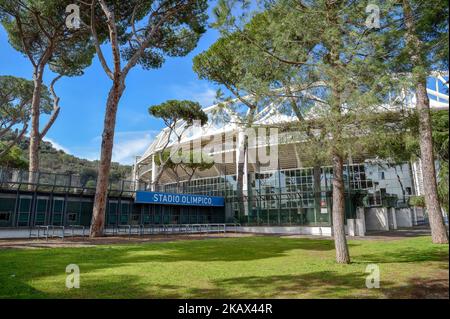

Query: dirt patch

[383,271,449,299]
[0,232,258,249]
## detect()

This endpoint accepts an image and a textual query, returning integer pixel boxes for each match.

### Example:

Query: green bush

[409,195,426,207]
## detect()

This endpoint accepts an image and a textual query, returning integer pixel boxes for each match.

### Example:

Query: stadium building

[0,73,448,236]
[132,73,449,235]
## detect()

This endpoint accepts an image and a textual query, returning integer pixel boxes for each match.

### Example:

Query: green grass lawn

[0,236,448,298]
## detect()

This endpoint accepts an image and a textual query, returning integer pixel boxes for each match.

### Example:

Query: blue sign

[135,191,225,207]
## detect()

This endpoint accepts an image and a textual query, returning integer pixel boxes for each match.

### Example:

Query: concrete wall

[235,226,332,236]
[365,207,389,231]
[413,207,426,225]
[388,208,398,230]
[363,207,419,231]
[396,208,413,228]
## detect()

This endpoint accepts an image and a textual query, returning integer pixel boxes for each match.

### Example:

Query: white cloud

[43,137,70,154]
[70,130,157,165]
[170,81,217,107]
[111,130,157,165]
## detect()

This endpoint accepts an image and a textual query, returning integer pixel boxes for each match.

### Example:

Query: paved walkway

[365,225,433,238]
[0,225,438,241]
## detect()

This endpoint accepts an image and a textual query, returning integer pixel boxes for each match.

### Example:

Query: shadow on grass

[0,237,337,266]
[209,271,375,298]
[353,247,449,264]
[1,273,162,299]
[206,271,448,299]
[381,277,449,299]
[0,237,447,298]
[1,271,377,299]
[5,269,448,299]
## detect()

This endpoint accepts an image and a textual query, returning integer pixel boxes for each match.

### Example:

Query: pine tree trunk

[90,79,125,237]
[236,133,247,219]
[416,79,448,243]
[236,109,256,221]
[236,158,246,218]
[325,0,351,263]
[28,69,44,186]
[332,151,351,263]
[402,0,448,243]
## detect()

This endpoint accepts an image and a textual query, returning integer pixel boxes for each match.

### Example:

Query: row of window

[162,163,414,208]
[0,195,226,227]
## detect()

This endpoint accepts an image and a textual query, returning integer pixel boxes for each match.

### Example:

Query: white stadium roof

[137,73,449,166]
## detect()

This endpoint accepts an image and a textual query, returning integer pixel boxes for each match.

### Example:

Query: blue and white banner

[135,191,225,207]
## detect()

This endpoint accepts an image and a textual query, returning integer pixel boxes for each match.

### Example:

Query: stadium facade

[0,73,448,236]
[132,73,449,235]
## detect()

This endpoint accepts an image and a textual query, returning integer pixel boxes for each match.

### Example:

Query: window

[0,212,10,221]
[68,213,77,222]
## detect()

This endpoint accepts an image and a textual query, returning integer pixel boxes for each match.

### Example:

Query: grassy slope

[0,236,448,299]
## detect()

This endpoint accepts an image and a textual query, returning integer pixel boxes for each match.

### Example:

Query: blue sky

[0,7,221,165]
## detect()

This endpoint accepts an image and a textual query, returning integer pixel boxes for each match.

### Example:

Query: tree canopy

[199,0,449,262]
[0,75,52,130]
[148,99,209,186]
[84,0,209,236]
[0,0,95,76]
[0,144,28,169]
[149,99,208,128]
[0,75,52,158]
[0,0,97,179]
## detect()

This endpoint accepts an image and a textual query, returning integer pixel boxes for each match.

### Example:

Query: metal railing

[29,225,65,240]
[29,225,87,240]
[67,225,87,238]
[27,223,242,239]
[105,223,241,237]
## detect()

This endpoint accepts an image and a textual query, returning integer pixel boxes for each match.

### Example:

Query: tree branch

[98,0,121,75]
[39,74,62,140]
[90,0,114,80]
[131,3,144,48]
[122,2,187,78]
[15,15,37,68]
[237,28,311,66]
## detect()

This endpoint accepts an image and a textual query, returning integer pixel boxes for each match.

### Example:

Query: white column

[390,207,397,230]
[347,219,356,236]
[132,156,140,191]
[411,160,424,196]
[377,207,390,231]
[383,207,390,231]
[12,170,19,183]
[412,207,418,226]
[356,207,366,236]
[151,155,157,191]
[236,129,249,215]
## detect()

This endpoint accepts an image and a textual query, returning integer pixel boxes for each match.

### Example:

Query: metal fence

[27,223,241,240]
